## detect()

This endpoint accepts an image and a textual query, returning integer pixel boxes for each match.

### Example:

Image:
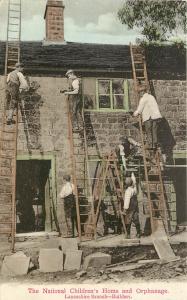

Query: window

[83,78,129,111]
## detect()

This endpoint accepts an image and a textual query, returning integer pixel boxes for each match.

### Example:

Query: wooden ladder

[85,152,127,237]
[130,44,176,260]
[0,0,21,251]
[66,96,96,241]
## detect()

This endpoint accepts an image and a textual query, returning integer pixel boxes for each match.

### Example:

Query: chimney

[44,0,65,42]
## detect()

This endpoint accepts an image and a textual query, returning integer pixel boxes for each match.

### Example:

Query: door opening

[16,160,53,233]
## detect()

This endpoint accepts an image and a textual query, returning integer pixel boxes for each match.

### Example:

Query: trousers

[64,194,78,237]
[144,118,162,148]
[69,95,83,128]
[6,82,19,121]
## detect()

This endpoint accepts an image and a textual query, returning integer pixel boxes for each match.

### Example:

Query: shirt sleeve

[134,95,146,116]
[7,74,10,83]
[123,188,133,210]
[66,79,79,95]
[71,183,76,195]
[59,186,65,198]
[17,72,29,90]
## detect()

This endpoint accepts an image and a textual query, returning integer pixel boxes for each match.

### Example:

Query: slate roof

[0,41,186,79]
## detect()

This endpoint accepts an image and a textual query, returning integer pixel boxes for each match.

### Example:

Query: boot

[6,109,14,125]
[126,224,131,239]
[135,223,141,238]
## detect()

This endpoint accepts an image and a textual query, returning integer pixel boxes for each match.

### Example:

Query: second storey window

[83,78,129,111]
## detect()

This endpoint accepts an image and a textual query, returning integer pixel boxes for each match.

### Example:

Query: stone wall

[0,76,186,234]
[85,79,186,154]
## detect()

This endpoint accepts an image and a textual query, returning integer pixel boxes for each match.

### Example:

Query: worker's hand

[121,209,126,215]
[60,89,67,94]
[128,110,134,116]
[133,111,138,117]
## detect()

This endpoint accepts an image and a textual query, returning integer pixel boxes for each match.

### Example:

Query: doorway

[16,159,56,233]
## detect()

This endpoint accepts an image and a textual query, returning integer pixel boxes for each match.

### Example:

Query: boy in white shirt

[123,173,141,239]
[59,175,77,237]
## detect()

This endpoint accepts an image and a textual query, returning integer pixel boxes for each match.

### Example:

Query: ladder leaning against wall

[130,44,169,234]
[0,0,21,252]
[66,95,97,241]
[130,43,177,260]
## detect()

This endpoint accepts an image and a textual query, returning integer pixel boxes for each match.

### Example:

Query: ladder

[66,96,96,241]
[130,44,169,233]
[0,0,21,251]
[84,152,127,237]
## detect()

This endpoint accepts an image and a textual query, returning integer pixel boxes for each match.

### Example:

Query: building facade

[0,0,186,237]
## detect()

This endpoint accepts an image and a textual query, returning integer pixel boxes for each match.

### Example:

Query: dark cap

[63,175,71,181]
[15,62,24,68]
[125,177,133,187]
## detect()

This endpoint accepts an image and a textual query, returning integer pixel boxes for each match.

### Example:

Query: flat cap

[15,62,24,68]
[65,69,74,77]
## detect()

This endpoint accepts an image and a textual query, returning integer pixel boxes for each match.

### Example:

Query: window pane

[112,79,124,94]
[98,80,110,94]
[113,95,124,109]
[99,95,110,108]
[84,95,96,109]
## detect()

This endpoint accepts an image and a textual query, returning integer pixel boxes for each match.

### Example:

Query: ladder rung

[9,16,20,19]
[7,58,18,61]
[0,154,13,159]
[144,199,162,202]
[8,42,19,46]
[7,52,18,55]
[152,209,167,211]
[80,213,89,216]
[0,221,12,224]
[81,222,94,225]
[9,9,20,12]
[7,66,16,69]
[8,37,19,40]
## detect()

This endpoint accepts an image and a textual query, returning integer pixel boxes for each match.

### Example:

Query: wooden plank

[151,220,176,261]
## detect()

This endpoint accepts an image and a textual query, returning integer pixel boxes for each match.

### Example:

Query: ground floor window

[16,159,55,233]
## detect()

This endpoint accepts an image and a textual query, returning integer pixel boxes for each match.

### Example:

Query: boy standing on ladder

[6,62,29,125]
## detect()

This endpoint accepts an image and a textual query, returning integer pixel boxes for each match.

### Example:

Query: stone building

[0,0,186,237]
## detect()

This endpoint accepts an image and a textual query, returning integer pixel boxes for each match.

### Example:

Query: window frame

[83,78,129,112]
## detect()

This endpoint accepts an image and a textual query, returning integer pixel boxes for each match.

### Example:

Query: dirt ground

[0,242,186,284]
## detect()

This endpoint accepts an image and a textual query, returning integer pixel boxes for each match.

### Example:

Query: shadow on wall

[84,112,100,157]
[19,80,44,153]
[158,117,176,164]
[150,81,176,164]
